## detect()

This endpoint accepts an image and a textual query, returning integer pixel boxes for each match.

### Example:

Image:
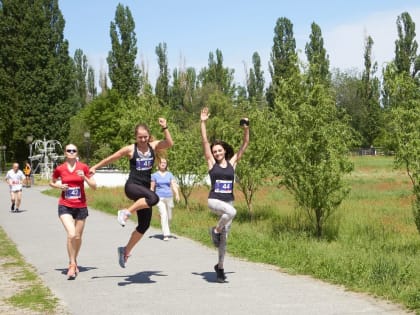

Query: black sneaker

[209,227,221,247]
[214,264,226,283]
[11,203,15,212]
[14,208,19,213]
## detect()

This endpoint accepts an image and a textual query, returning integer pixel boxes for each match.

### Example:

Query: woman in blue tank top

[200,106,249,282]
[90,118,173,268]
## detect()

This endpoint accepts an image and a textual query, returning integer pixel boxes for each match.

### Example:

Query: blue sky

[60,0,420,86]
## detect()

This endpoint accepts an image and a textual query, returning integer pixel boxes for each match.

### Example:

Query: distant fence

[350,147,394,156]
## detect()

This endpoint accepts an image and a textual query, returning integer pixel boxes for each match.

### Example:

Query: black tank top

[208,162,235,202]
[127,143,155,187]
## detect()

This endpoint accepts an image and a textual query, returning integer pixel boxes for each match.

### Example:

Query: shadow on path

[56,266,98,275]
[91,271,167,286]
[192,271,234,283]
[148,234,178,241]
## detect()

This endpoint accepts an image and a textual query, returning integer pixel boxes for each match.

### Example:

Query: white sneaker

[117,209,130,226]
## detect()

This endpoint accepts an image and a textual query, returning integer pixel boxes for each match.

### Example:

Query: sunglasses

[66,149,77,153]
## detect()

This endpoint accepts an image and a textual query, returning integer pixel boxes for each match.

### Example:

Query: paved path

[0,182,411,315]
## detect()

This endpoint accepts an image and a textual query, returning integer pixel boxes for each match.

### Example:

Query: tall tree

[383,12,419,109]
[267,17,301,108]
[86,66,97,102]
[107,3,140,98]
[74,48,88,106]
[305,22,330,87]
[155,42,170,106]
[359,35,381,147]
[198,49,235,97]
[138,57,153,96]
[395,12,418,78]
[0,0,78,161]
[99,68,108,95]
[246,52,265,105]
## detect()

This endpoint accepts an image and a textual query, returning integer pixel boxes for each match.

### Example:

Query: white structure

[29,137,64,179]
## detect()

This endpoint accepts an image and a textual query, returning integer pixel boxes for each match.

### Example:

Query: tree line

[0,1,419,237]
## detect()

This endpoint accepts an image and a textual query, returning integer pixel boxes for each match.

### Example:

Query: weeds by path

[0,227,69,315]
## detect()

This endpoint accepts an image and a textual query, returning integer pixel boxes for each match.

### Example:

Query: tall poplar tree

[155,42,170,106]
[74,48,88,106]
[198,49,235,97]
[305,22,330,87]
[107,3,140,98]
[267,17,301,108]
[246,52,265,105]
[359,35,381,147]
[395,12,418,78]
[87,66,97,102]
[0,0,78,161]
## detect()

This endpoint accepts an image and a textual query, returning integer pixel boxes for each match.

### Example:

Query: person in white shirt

[5,163,25,212]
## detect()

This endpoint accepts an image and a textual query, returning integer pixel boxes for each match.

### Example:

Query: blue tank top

[127,143,155,187]
[208,162,235,202]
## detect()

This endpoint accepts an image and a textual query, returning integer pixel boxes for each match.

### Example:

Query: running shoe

[209,227,221,247]
[118,246,128,268]
[117,209,130,226]
[163,236,169,241]
[67,263,77,280]
[10,203,15,212]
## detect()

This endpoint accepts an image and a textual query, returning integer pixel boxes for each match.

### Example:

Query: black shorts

[58,205,89,220]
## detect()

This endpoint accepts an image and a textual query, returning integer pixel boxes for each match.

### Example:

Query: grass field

[44,156,420,314]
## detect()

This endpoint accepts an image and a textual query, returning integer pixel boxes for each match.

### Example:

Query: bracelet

[162,126,168,131]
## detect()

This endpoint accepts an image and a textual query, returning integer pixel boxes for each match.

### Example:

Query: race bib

[136,157,153,171]
[214,180,233,193]
[65,187,81,199]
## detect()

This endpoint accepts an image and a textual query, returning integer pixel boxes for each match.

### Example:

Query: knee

[136,221,150,234]
[67,232,81,241]
[147,194,159,207]
[229,207,237,219]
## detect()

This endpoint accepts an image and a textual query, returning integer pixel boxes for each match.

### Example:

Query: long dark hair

[211,140,234,161]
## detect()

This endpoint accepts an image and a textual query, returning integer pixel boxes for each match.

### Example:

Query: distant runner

[5,163,25,213]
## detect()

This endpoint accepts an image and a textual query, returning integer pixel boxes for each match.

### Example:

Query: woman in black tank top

[90,118,174,268]
[200,107,250,283]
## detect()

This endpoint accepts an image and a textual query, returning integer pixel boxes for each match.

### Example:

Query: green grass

[44,155,420,314]
[0,227,61,313]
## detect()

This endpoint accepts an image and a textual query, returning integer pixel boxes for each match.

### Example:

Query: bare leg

[10,192,15,209]
[73,219,86,262]
[126,198,148,214]
[125,230,143,255]
[15,191,22,209]
[59,214,78,265]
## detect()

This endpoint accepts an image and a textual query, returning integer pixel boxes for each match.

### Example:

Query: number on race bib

[214,180,233,193]
[65,187,81,199]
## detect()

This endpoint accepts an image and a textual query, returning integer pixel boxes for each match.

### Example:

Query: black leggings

[124,182,159,234]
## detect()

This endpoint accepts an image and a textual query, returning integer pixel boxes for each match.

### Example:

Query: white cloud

[325,8,420,73]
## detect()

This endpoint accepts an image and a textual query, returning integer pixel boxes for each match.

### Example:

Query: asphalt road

[0,182,411,315]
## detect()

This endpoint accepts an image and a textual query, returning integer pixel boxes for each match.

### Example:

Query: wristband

[162,126,168,131]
